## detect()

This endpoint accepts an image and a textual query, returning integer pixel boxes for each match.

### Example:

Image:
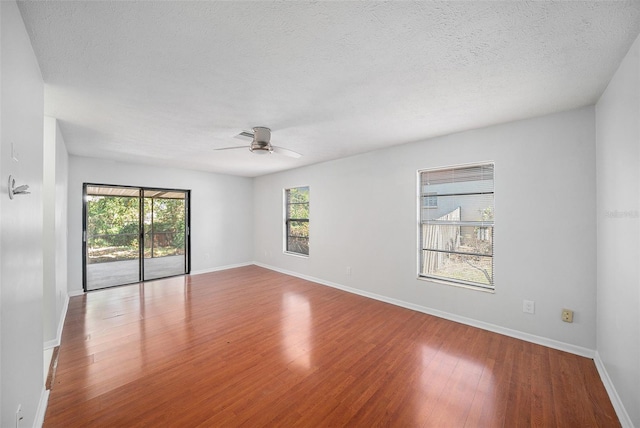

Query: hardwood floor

[45,265,619,427]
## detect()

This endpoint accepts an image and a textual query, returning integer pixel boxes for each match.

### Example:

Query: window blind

[419,163,494,289]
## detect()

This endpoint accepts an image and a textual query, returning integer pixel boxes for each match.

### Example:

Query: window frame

[82,183,191,291]
[417,162,495,292]
[284,186,310,257]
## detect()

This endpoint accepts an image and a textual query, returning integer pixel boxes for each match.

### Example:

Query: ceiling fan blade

[234,131,254,141]
[272,145,302,159]
[214,146,248,151]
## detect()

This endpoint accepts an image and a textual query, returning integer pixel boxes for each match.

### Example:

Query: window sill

[284,251,309,259]
[417,275,495,294]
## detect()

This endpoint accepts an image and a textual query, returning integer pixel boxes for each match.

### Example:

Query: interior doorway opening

[83,184,190,291]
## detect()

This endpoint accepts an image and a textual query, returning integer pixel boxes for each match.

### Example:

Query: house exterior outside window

[285,186,309,256]
[418,163,494,291]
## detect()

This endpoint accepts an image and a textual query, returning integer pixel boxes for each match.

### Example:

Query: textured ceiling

[18,1,640,177]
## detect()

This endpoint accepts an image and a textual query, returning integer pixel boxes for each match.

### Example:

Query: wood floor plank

[44,266,620,427]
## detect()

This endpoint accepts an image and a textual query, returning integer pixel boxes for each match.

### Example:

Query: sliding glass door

[83,184,190,291]
[84,185,141,289]
[143,189,187,281]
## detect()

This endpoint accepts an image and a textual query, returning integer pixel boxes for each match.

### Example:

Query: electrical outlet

[561,309,574,323]
[346,266,352,276]
[523,300,535,314]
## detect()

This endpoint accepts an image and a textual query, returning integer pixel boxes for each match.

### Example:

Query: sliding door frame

[82,183,191,291]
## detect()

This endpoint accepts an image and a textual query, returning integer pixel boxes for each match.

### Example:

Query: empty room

[1,1,639,427]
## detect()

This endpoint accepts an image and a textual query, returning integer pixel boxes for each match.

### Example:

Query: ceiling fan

[215,127,302,158]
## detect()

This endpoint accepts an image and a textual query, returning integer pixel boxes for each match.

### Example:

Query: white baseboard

[68,289,84,297]
[43,348,54,385]
[254,262,595,359]
[44,339,57,350]
[34,388,49,428]
[594,351,633,428]
[44,293,69,350]
[190,261,254,276]
[41,292,69,426]
[57,293,69,343]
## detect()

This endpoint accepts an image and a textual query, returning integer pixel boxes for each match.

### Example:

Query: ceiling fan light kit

[249,142,272,155]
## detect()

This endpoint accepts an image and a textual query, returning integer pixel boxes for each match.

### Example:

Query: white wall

[43,118,55,343]
[1,3,3,419]
[54,122,68,336]
[43,116,68,348]
[595,33,640,427]
[254,106,597,352]
[1,3,4,419]
[0,1,45,426]
[67,156,254,294]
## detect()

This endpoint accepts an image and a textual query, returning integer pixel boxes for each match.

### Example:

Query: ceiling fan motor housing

[250,127,272,154]
[252,126,271,141]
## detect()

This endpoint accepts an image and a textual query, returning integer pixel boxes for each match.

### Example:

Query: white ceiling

[18,1,640,177]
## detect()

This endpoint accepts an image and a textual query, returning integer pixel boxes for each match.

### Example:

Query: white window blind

[419,163,494,290]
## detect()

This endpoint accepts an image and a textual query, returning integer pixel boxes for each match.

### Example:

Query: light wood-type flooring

[45,265,619,427]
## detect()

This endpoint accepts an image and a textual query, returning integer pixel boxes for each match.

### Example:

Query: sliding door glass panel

[84,185,190,291]
[85,186,141,290]
[143,190,187,281]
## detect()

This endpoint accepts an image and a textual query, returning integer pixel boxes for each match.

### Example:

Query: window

[418,163,494,290]
[285,186,309,256]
